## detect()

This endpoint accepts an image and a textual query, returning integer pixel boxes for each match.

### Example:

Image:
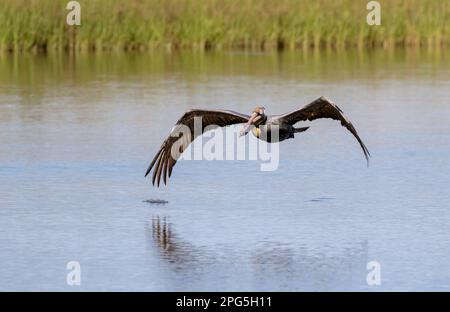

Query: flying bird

[145,96,370,186]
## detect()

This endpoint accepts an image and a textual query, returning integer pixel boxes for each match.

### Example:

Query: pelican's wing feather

[145,109,250,186]
[274,96,370,164]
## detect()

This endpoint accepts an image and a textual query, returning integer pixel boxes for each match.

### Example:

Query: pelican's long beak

[239,112,258,137]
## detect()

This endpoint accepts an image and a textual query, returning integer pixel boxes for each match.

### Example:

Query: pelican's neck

[252,113,267,126]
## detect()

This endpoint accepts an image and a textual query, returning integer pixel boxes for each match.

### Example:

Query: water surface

[0,50,449,291]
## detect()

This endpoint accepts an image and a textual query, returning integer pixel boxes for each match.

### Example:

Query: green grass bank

[0,0,449,52]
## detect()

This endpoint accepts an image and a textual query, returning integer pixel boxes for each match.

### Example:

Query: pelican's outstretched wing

[145,109,250,186]
[274,96,370,164]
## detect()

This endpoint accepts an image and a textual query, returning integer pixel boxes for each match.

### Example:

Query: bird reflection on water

[151,216,172,251]
[150,216,212,272]
[149,216,371,290]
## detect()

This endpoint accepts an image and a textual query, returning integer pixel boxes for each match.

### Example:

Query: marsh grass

[0,0,449,52]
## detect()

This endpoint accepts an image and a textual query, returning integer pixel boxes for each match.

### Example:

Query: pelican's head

[253,106,266,116]
[239,106,266,136]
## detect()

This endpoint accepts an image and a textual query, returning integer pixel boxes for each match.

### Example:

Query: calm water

[0,50,449,291]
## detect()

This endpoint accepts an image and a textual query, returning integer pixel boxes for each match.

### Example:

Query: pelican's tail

[294,126,309,133]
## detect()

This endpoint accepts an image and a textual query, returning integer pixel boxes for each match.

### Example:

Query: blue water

[0,51,449,291]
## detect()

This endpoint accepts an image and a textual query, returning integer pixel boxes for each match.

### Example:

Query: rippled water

[0,50,449,291]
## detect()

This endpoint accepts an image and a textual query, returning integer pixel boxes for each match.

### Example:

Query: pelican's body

[250,119,309,143]
[145,96,370,186]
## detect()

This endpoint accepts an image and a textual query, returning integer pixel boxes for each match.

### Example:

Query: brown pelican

[145,96,370,186]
